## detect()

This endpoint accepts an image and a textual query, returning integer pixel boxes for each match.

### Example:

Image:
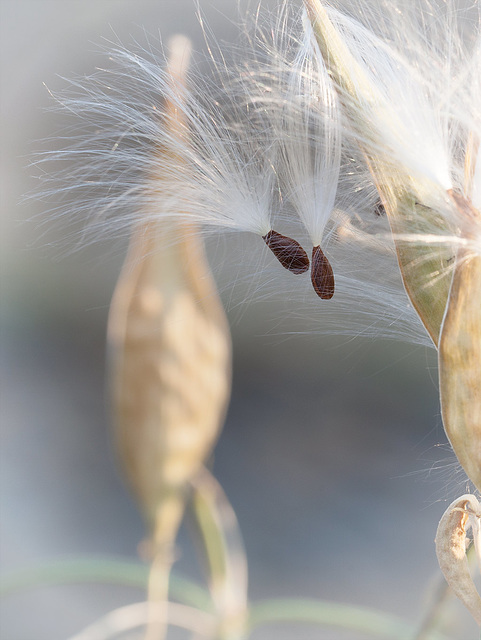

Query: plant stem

[0,557,212,612]
[248,598,451,640]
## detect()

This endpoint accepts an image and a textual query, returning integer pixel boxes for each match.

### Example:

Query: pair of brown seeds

[262,230,335,299]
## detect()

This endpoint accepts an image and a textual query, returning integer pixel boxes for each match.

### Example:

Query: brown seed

[311,245,335,299]
[374,199,386,217]
[262,230,310,274]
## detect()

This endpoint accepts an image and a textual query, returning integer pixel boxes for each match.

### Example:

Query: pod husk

[108,32,231,538]
[304,0,452,346]
[435,495,481,625]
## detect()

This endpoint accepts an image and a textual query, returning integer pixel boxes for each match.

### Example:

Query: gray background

[0,0,478,638]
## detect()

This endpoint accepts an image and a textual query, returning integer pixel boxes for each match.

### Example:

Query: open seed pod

[439,142,481,493]
[439,245,481,492]
[435,495,481,624]
[303,0,453,346]
[304,0,481,621]
[303,0,481,488]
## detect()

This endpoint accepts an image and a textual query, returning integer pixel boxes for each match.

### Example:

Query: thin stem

[412,576,451,640]
[414,543,480,640]
[144,548,176,640]
[248,598,451,640]
[0,557,212,612]
[66,601,216,640]
[190,468,248,640]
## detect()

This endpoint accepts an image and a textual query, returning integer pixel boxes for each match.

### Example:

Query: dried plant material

[66,601,217,640]
[107,34,231,640]
[439,132,481,491]
[311,245,334,299]
[109,218,231,534]
[472,513,481,573]
[304,0,481,495]
[108,34,231,534]
[439,245,481,491]
[435,495,481,625]
[262,230,310,274]
[274,11,342,275]
[191,468,248,638]
[465,135,480,206]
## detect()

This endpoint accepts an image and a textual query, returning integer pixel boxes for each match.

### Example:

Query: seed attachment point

[311,246,335,299]
[262,230,310,274]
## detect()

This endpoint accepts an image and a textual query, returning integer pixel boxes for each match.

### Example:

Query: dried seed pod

[107,35,231,548]
[438,139,481,493]
[435,495,481,624]
[109,221,232,531]
[311,245,335,299]
[262,230,310,274]
[439,245,481,492]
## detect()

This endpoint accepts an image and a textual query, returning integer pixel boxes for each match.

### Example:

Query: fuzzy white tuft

[328,5,453,190]
[313,0,480,227]
[35,0,480,345]
[273,11,342,247]
[37,41,278,245]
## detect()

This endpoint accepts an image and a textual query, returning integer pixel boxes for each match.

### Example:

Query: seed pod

[262,230,310,274]
[304,0,453,345]
[107,35,231,548]
[435,495,481,624]
[439,246,481,492]
[109,220,232,532]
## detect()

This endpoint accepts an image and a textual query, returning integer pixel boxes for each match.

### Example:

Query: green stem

[412,578,451,640]
[0,557,212,612]
[190,469,248,639]
[248,598,451,640]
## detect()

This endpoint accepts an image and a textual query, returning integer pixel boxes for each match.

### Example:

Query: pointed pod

[108,36,232,543]
[262,230,310,274]
[311,245,335,299]
[439,247,481,492]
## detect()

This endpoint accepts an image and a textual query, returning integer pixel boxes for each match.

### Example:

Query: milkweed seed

[262,230,310,274]
[311,245,335,299]
[374,199,386,216]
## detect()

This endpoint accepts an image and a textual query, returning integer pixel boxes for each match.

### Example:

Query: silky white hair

[34,0,480,346]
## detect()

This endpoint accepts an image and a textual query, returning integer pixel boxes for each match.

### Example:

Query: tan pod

[439,248,481,492]
[435,495,481,624]
[107,35,232,639]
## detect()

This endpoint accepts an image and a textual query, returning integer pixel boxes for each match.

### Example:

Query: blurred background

[0,0,478,638]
